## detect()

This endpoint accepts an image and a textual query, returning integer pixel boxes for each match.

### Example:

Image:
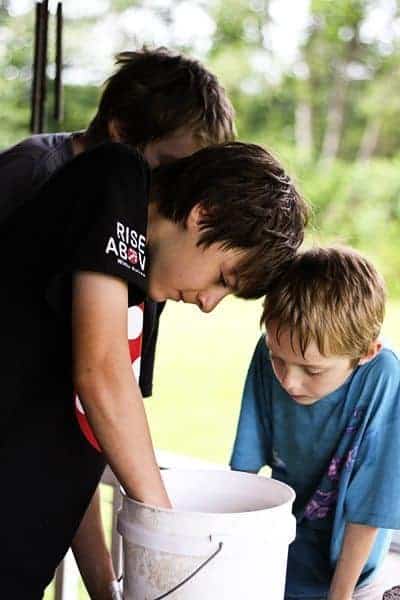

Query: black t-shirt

[0,133,160,398]
[0,143,150,594]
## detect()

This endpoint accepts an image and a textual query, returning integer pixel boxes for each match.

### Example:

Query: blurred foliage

[277,146,400,297]
[0,0,400,296]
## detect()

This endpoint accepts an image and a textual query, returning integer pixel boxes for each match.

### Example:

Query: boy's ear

[107,119,123,142]
[358,339,383,365]
[186,203,209,232]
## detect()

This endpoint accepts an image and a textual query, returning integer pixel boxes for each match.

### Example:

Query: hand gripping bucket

[117,469,296,599]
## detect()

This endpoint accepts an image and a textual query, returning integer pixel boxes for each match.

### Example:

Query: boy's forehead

[265,322,328,365]
[161,127,201,152]
[146,127,202,167]
[220,251,248,288]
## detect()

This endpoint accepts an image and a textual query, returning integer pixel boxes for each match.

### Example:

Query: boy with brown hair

[1,46,235,221]
[0,139,307,599]
[0,47,234,597]
[0,45,235,397]
[231,247,400,599]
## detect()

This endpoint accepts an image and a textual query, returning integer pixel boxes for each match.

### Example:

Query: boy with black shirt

[0,139,307,599]
[0,47,234,597]
[0,46,235,400]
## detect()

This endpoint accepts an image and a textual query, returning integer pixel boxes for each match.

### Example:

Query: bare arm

[71,488,116,600]
[72,271,170,507]
[328,522,378,600]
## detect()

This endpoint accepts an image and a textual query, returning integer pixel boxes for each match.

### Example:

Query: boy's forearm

[71,488,116,600]
[73,273,170,510]
[328,522,378,600]
[76,364,171,509]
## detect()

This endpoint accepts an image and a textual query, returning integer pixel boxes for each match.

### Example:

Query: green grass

[146,297,400,461]
[45,297,400,598]
[146,296,265,463]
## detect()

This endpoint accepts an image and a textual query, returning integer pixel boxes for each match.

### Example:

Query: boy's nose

[197,287,231,313]
[281,370,303,395]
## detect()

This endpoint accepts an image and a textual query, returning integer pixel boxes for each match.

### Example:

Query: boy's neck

[146,202,177,250]
[71,131,88,156]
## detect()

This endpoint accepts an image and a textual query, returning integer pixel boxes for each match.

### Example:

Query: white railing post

[102,466,124,578]
[54,549,79,600]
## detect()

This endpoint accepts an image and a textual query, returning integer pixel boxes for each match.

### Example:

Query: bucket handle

[118,514,295,598]
[118,518,225,599]
[152,541,223,600]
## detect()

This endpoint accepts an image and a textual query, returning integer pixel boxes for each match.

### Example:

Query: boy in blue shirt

[231,246,400,600]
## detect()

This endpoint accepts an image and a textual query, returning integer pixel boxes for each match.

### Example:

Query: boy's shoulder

[1,132,71,157]
[361,346,399,378]
[73,142,150,182]
[354,347,400,410]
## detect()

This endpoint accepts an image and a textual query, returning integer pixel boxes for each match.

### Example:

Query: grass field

[146,296,400,464]
[45,297,400,598]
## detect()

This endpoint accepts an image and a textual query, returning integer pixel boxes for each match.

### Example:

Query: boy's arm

[328,522,378,600]
[71,488,116,600]
[230,337,271,473]
[72,271,170,508]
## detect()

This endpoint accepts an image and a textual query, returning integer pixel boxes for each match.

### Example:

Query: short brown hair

[87,47,235,147]
[151,142,308,299]
[261,246,386,360]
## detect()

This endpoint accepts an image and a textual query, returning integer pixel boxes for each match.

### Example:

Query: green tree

[296,0,400,162]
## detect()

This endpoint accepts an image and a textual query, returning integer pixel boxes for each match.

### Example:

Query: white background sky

[8,0,400,85]
[8,0,310,83]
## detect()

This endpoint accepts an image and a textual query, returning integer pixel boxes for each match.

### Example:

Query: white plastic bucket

[117,469,296,600]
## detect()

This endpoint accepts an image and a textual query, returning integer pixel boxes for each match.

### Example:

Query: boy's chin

[148,290,167,303]
[147,284,170,303]
[291,395,319,405]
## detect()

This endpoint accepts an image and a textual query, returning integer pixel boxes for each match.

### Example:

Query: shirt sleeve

[44,143,150,313]
[344,350,400,529]
[69,143,150,290]
[230,336,272,473]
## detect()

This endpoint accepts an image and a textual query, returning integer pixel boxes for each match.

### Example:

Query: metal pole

[54,2,63,122]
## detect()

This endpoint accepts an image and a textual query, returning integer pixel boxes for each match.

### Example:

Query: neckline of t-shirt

[276,369,357,411]
[308,371,356,408]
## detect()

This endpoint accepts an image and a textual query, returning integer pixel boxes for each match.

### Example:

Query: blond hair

[261,246,386,360]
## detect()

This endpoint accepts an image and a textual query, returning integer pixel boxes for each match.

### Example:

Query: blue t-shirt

[230,336,400,599]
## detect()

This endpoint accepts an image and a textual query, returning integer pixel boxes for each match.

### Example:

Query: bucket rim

[120,469,296,517]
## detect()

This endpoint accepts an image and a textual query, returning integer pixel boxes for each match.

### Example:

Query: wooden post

[54,2,63,122]
[30,2,41,132]
[30,0,49,133]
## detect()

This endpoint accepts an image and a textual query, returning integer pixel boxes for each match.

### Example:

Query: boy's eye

[270,354,283,366]
[219,273,228,288]
[305,369,323,376]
